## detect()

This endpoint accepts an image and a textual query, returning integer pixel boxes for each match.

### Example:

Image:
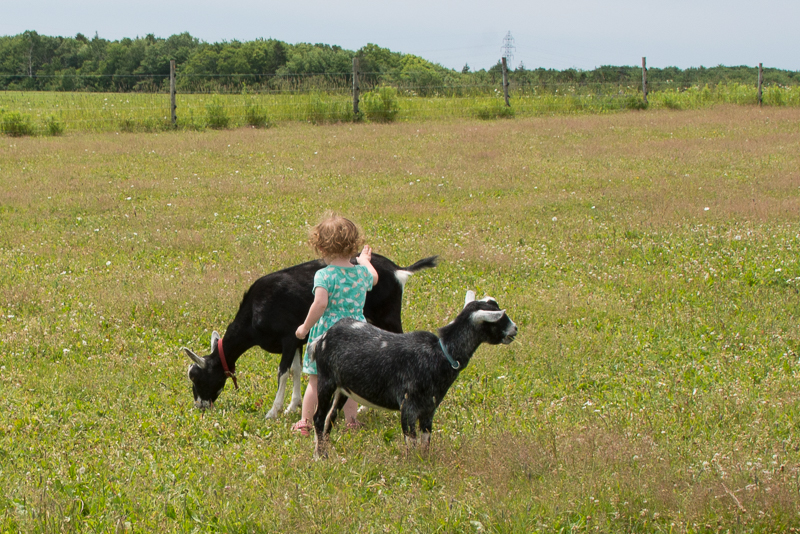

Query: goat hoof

[265,409,279,420]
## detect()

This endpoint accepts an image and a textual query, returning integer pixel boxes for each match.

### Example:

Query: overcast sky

[4,0,799,72]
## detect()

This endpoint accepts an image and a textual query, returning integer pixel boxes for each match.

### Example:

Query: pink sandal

[346,419,364,431]
[291,420,312,437]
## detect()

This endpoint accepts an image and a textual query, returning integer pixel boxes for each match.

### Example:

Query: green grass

[1,107,799,532]
[2,83,800,135]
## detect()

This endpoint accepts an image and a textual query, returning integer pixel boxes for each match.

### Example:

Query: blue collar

[439,338,460,370]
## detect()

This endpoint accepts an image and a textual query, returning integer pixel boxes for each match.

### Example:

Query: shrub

[118,118,138,132]
[474,100,515,120]
[117,117,170,133]
[1,111,36,137]
[44,116,65,136]
[205,97,230,129]
[621,95,648,110]
[244,102,271,128]
[362,86,400,122]
[304,94,352,124]
[658,92,683,110]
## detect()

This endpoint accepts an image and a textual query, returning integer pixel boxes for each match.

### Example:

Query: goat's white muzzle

[502,322,518,344]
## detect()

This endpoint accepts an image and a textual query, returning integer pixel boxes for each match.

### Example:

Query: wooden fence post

[502,57,510,106]
[757,62,763,106]
[352,57,360,116]
[170,60,177,127]
[641,57,647,105]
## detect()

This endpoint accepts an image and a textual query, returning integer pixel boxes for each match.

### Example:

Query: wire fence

[2,71,800,136]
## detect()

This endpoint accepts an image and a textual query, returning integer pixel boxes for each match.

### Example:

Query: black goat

[310,290,517,457]
[183,254,438,417]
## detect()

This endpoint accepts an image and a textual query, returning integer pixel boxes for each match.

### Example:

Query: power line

[502,32,516,69]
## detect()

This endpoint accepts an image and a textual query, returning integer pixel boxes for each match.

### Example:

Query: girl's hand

[295,324,309,339]
[297,287,328,340]
[357,245,372,265]
[357,245,379,287]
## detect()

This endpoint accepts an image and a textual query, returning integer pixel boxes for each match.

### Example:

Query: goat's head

[463,290,518,344]
[183,331,227,410]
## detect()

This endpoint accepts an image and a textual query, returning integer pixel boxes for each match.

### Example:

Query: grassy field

[2,83,800,135]
[1,106,799,533]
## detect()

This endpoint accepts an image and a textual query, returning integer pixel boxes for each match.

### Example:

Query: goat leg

[419,413,435,453]
[284,349,303,415]
[266,368,289,419]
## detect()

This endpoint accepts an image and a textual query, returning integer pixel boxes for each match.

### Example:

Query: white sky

[4,0,799,72]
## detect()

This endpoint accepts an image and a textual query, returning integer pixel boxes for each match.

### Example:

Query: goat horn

[183,347,207,369]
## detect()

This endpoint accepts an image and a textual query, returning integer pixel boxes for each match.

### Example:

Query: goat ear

[471,309,506,324]
[464,290,476,307]
[183,347,207,369]
[210,331,221,351]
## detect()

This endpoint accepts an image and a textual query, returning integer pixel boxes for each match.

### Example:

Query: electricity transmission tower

[501,31,516,69]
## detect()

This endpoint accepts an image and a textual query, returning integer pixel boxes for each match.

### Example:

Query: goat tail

[307,335,321,362]
[403,255,440,273]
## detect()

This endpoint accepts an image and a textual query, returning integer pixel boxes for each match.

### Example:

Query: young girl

[292,215,378,436]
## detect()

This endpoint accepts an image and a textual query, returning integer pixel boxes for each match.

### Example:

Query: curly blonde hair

[309,214,364,259]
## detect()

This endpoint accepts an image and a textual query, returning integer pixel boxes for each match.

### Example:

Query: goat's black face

[184,334,228,410]
[187,362,227,410]
[466,298,518,345]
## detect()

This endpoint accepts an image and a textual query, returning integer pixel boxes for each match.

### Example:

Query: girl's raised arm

[357,245,379,287]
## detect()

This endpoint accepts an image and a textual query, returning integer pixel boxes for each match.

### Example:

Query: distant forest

[1,31,798,93]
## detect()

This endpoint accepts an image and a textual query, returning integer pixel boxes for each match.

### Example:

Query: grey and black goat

[310,290,517,458]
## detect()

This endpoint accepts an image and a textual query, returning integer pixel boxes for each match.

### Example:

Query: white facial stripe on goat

[479,296,498,305]
[505,319,518,335]
[195,397,212,410]
[395,270,412,289]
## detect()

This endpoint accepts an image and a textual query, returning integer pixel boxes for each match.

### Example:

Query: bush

[205,97,230,129]
[474,100,515,120]
[1,111,36,136]
[118,118,138,133]
[659,92,683,110]
[621,95,648,110]
[362,86,400,122]
[244,102,271,128]
[117,117,171,133]
[304,94,352,124]
[44,116,65,136]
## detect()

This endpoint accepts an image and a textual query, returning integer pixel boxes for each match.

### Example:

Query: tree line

[1,31,798,94]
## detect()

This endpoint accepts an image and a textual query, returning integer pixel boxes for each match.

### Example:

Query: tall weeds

[2,83,800,135]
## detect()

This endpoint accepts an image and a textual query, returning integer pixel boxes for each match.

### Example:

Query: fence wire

[2,71,799,135]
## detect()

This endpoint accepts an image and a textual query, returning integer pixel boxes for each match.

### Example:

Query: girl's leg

[300,374,318,424]
[343,397,359,426]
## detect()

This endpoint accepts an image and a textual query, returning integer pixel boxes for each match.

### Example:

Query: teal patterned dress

[302,264,374,374]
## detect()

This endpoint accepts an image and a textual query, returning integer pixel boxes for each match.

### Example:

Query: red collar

[218,338,238,390]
